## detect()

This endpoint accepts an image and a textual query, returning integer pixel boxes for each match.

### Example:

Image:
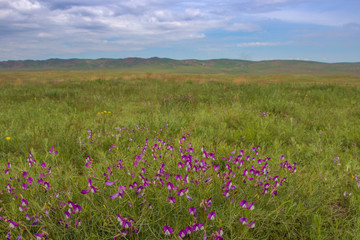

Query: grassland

[1,71,360,239]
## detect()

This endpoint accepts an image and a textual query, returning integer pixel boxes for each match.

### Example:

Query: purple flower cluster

[59,201,82,228]
[100,132,295,238]
[4,162,11,174]
[1,126,298,239]
[27,152,36,168]
[279,157,297,173]
[333,157,341,166]
[114,214,139,238]
[0,147,72,239]
[49,146,58,155]
[81,178,99,194]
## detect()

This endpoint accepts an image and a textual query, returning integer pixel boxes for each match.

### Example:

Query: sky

[0,0,359,62]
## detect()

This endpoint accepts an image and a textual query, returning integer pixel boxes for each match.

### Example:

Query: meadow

[1,71,360,239]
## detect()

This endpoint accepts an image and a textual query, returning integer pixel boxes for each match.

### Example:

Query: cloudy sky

[0,0,359,62]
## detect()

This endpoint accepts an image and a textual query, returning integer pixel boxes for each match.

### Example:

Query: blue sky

[0,0,359,62]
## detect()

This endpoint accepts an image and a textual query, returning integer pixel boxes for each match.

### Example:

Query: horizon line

[1,57,359,64]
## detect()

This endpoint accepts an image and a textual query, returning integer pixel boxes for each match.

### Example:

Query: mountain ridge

[1,57,359,75]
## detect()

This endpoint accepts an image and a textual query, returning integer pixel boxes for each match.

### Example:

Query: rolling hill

[0,57,359,75]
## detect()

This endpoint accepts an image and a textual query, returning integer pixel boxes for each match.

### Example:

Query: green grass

[1,71,360,239]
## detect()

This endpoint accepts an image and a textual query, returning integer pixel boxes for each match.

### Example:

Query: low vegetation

[1,71,360,239]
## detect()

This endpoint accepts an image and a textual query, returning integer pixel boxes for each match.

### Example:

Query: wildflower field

[1,71,360,239]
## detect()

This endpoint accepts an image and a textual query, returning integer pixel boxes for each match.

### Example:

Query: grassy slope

[1,72,360,239]
[1,58,360,75]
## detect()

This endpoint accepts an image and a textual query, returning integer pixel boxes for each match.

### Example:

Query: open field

[1,71,360,239]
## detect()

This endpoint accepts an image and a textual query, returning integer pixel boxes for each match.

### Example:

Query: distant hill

[1,57,359,75]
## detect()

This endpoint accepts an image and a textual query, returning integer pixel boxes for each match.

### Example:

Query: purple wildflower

[248,220,256,228]
[218,227,224,237]
[333,157,341,166]
[344,192,352,197]
[34,233,44,240]
[105,180,116,186]
[68,201,82,213]
[168,197,176,204]
[163,225,173,235]
[75,218,81,227]
[167,182,174,190]
[24,214,34,221]
[49,146,58,155]
[64,212,71,219]
[21,198,29,206]
[189,207,196,215]
[179,229,186,238]
[110,186,125,199]
[6,184,15,193]
[246,202,255,211]
[88,130,93,139]
[240,200,248,208]
[185,226,193,235]
[240,217,248,224]
[193,223,200,232]
[4,162,11,174]
[81,178,98,194]
[18,204,28,212]
[177,188,185,196]
[186,194,193,201]
[85,156,93,168]
[208,212,216,220]
[206,198,212,207]
[8,220,19,228]
[122,221,131,229]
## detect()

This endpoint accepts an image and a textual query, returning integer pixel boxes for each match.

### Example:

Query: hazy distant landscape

[1,57,360,75]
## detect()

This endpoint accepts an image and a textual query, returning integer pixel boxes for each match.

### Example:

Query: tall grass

[1,72,360,239]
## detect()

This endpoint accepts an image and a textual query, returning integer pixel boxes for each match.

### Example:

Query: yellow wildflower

[6,137,11,141]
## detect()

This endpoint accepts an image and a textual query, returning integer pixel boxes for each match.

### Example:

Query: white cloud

[9,0,42,11]
[254,0,288,5]
[185,8,203,18]
[254,9,352,27]
[225,23,261,32]
[237,41,285,47]
[37,32,53,38]
[0,9,13,18]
